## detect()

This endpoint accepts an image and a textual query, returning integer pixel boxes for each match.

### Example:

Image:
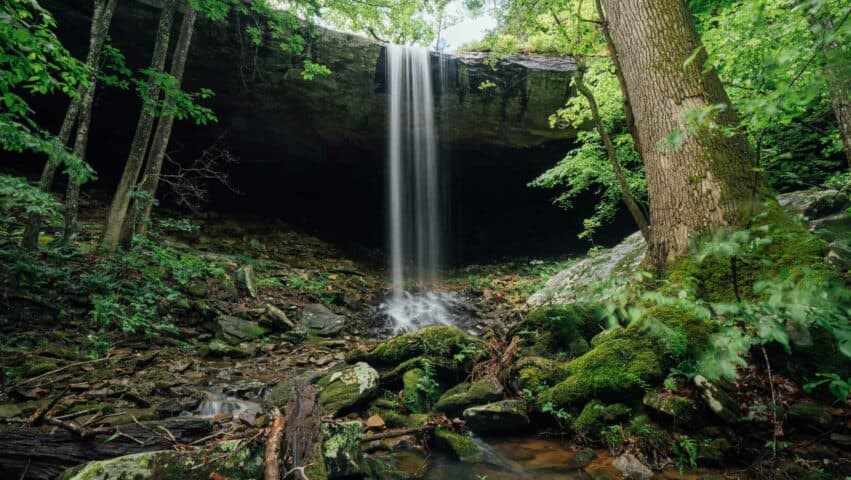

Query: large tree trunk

[20,0,114,250]
[61,0,119,245]
[118,2,197,247]
[600,0,763,271]
[101,0,178,247]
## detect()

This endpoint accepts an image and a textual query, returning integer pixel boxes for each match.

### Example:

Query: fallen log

[0,417,213,480]
[264,408,286,480]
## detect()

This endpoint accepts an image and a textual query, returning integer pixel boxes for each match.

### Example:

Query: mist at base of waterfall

[381,291,468,335]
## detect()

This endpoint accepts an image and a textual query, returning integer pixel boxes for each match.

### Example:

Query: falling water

[384,45,455,333]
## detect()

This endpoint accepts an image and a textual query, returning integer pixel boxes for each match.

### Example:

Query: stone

[611,453,653,480]
[693,375,740,424]
[826,240,851,273]
[462,400,530,434]
[301,303,346,336]
[777,188,849,219]
[696,438,731,465]
[366,414,386,431]
[787,401,833,431]
[401,368,432,414]
[322,421,367,479]
[317,362,379,416]
[206,339,258,358]
[642,390,697,423]
[432,429,482,462]
[261,304,296,331]
[235,265,257,298]
[568,448,597,469]
[214,315,266,345]
[435,378,503,417]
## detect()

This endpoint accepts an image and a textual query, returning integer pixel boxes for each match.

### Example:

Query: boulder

[432,429,482,462]
[235,265,257,298]
[693,375,740,424]
[777,188,849,219]
[611,453,653,480]
[401,368,433,414]
[214,315,266,344]
[826,240,851,273]
[206,339,258,358]
[261,304,296,331]
[642,390,697,424]
[462,400,530,434]
[317,362,379,416]
[301,303,346,336]
[435,378,503,417]
[322,421,367,479]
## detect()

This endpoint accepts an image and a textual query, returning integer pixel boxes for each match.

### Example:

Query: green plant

[672,436,698,474]
[256,277,284,288]
[540,400,571,426]
[415,358,441,410]
[804,373,851,402]
[87,333,113,359]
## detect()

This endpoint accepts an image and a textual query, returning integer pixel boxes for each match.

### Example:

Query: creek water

[383,45,458,333]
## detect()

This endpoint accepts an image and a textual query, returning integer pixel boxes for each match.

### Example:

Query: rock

[777,188,849,219]
[462,400,530,434]
[829,433,851,447]
[235,265,257,298]
[301,303,346,336]
[693,375,740,424]
[642,390,697,424]
[317,362,379,416]
[214,315,266,344]
[236,400,264,426]
[529,232,646,306]
[826,240,851,273]
[59,440,263,480]
[611,453,653,480]
[787,401,833,431]
[568,448,597,469]
[351,326,487,367]
[261,304,296,331]
[154,398,182,417]
[401,368,432,414]
[432,429,482,462]
[322,421,367,479]
[206,339,258,358]
[366,414,386,431]
[571,401,631,438]
[696,437,731,465]
[435,378,503,417]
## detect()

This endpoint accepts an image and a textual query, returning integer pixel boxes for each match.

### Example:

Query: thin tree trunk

[21,0,109,250]
[101,0,178,247]
[119,2,197,247]
[819,17,851,168]
[600,0,764,272]
[61,0,119,245]
[574,65,651,242]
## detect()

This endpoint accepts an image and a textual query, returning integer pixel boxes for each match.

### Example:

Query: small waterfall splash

[384,45,454,333]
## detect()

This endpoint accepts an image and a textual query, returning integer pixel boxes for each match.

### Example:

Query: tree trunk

[20,0,113,250]
[119,2,197,247]
[61,0,119,245]
[819,17,851,169]
[600,0,763,271]
[101,0,178,247]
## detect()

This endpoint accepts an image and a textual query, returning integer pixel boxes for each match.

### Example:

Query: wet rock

[642,390,697,424]
[693,375,739,424]
[236,400,264,426]
[787,401,833,431]
[317,362,379,416]
[235,265,257,298]
[154,398,183,417]
[206,339,258,358]
[301,303,346,336]
[435,378,503,417]
[432,429,482,462]
[322,421,367,479]
[463,400,530,434]
[261,304,296,331]
[611,453,653,480]
[568,448,597,469]
[215,315,266,344]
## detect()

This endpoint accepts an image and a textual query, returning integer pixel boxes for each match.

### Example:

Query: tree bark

[61,0,119,245]
[819,16,851,169]
[600,0,764,271]
[20,0,113,250]
[119,2,197,247]
[101,0,178,247]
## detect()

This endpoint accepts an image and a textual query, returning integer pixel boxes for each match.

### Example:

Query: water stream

[383,45,457,333]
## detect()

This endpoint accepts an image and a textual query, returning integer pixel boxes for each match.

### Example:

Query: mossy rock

[523,305,605,357]
[463,400,530,434]
[214,315,267,344]
[432,428,482,462]
[693,375,740,424]
[401,368,433,414]
[787,401,833,431]
[512,356,570,393]
[642,390,697,424]
[322,421,367,479]
[205,339,258,358]
[352,326,487,367]
[572,401,632,439]
[317,362,379,416]
[435,378,503,417]
[59,440,263,480]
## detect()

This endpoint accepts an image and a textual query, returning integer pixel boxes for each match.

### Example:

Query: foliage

[415,358,441,410]
[672,436,698,474]
[0,174,61,234]
[804,372,851,402]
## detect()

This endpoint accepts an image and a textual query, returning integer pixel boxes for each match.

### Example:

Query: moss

[317,362,379,416]
[406,413,430,428]
[642,390,696,423]
[361,326,487,367]
[368,408,407,428]
[401,368,430,413]
[572,400,606,436]
[524,305,605,356]
[463,400,530,433]
[432,428,481,462]
[513,356,570,392]
[435,378,502,417]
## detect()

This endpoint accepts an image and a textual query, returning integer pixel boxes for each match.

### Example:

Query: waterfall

[384,45,454,333]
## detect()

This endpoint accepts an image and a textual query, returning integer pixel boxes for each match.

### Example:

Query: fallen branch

[360,424,435,442]
[264,408,286,480]
[15,355,126,387]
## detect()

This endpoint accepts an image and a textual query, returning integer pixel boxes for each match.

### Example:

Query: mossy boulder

[317,362,379,416]
[214,315,267,344]
[693,375,740,424]
[322,421,367,479]
[435,378,503,417]
[511,356,570,393]
[642,390,698,424]
[571,401,632,438]
[401,368,434,414]
[351,326,487,367]
[432,428,482,462]
[206,339,258,358]
[59,440,263,480]
[463,400,530,434]
[522,305,605,357]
